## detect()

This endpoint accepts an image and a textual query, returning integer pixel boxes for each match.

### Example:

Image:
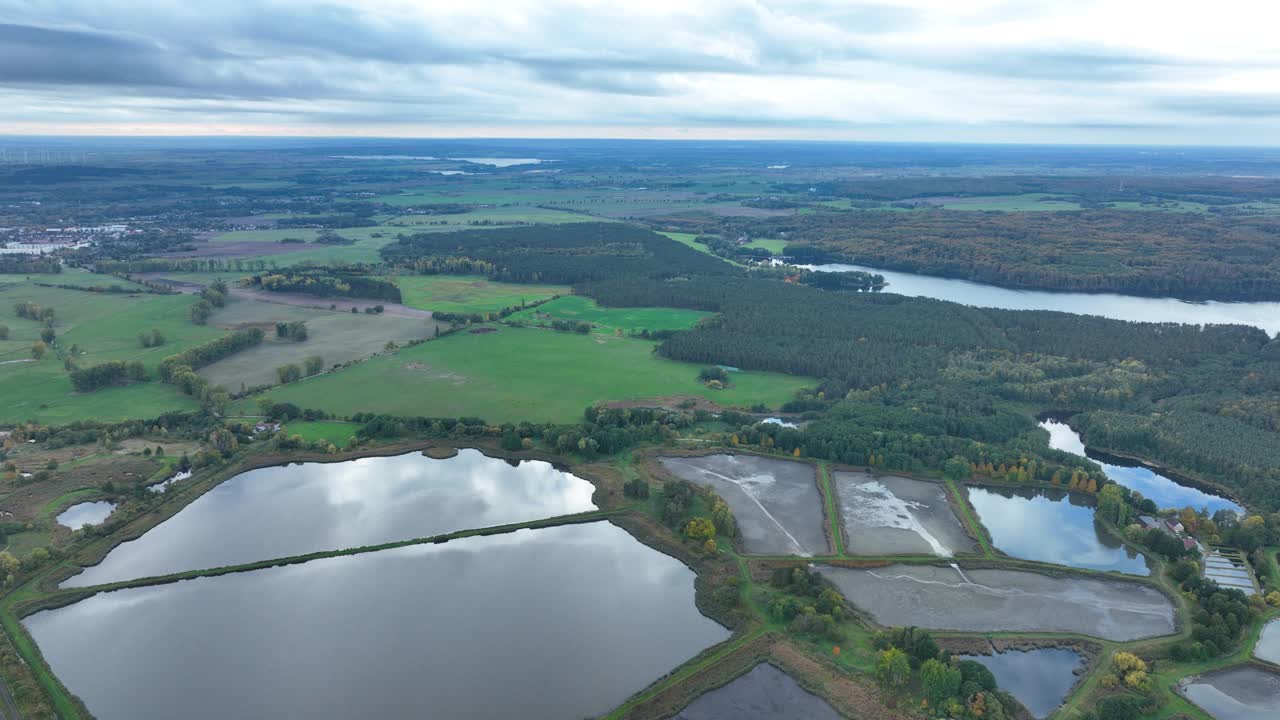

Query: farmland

[508,295,710,334]
[238,325,811,423]
[393,275,571,315]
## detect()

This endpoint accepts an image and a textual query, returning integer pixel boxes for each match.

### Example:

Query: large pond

[658,455,829,556]
[958,648,1083,719]
[27,522,729,720]
[833,471,976,556]
[673,663,841,720]
[967,486,1151,575]
[55,501,116,530]
[1257,619,1280,664]
[1041,420,1243,515]
[64,449,596,587]
[798,261,1280,334]
[818,564,1175,641]
[1180,665,1280,720]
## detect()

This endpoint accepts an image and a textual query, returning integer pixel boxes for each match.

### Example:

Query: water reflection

[1041,420,1242,516]
[959,648,1083,718]
[967,486,1151,575]
[27,522,729,720]
[799,262,1280,334]
[1257,619,1280,665]
[1180,665,1280,720]
[64,449,596,587]
[55,501,116,530]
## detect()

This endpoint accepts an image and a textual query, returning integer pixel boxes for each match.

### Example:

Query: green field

[742,238,789,254]
[282,420,359,446]
[508,295,710,334]
[0,281,222,424]
[394,275,570,315]
[657,232,740,266]
[239,325,811,423]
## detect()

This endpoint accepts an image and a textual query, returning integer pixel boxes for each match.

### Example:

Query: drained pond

[1257,619,1280,664]
[672,663,841,719]
[958,648,1083,718]
[65,449,596,587]
[27,522,729,720]
[1179,665,1280,720]
[55,501,116,530]
[658,454,828,555]
[1041,420,1242,515]
[818,564,1175,641]
[834,471,976,556]
[967,486,1151,575]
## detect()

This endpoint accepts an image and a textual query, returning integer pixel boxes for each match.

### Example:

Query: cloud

[0,0,1275,143]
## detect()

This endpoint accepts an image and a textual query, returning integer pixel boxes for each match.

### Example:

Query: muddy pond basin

[967,486,1152,575]
[27,522,729,720]
[658,454,829,555]
[673,663,841,719]
[64,449,597,587]
[818,564,1175,641]
[834,471,976,556]
[1180,665,1280,720]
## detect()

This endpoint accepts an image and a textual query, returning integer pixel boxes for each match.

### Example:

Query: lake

[26,522,729,720]
[958,648,1083,718]
[1180,665,1280,720]
[64,449,596,587]
[1041,420,1242,515]
[833,471,976,556]
[798,261,1280,334]
[658,454,829,556]
[672,663,841,719]
[55,501,116,530]
[818,564,1175,641]
[967,486,1151,575]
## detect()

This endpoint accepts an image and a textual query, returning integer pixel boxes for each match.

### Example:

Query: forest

[580,273,1280,510]
[380,222,734,283]
[724,209,1280,300]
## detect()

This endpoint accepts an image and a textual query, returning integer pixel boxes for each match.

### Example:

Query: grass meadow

[239,325,811,423]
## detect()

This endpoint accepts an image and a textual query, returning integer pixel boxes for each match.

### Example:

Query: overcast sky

[1,0,1277,144]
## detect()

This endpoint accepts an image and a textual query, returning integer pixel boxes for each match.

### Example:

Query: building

[1164,518,1185,534]
[1137,516,1159,530]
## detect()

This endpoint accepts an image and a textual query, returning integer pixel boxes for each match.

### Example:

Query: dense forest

[799,174,1280,204]
[724,209,1280,300]
[381,222,733,283]
[0,255,61,274]
[580,273,1280,510]
[245,272,402,302]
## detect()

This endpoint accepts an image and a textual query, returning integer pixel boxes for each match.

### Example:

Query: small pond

[1180,665,1280,720]
[27,522,729,720]
[958,648,1083,718]
[658,455,828,556]
[834,471,976,556]
[818,564,1175,641]
[967,486,1151,575]
[147,470,191,493]
[55,501,116,530]
[1256,619,1280,665]
[64,449,596,587]
[1041,420,1242,515]
[673,663,841,719]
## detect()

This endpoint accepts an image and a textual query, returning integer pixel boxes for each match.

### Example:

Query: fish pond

[27,522,729,720]
[673,663,841,720]
[958,648,1083,718]
[1256,619,1280,665]
[1180,665,1280,720]
[967,486,1151,575]
[818,564,1175,641]
[833,471,976,556]
[658,454,829,556]
[55,501,116,530]
[65,449,596,587]
[1041,420,1242,515]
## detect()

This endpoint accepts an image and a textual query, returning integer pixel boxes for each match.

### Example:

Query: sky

[0,0,1278,144]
